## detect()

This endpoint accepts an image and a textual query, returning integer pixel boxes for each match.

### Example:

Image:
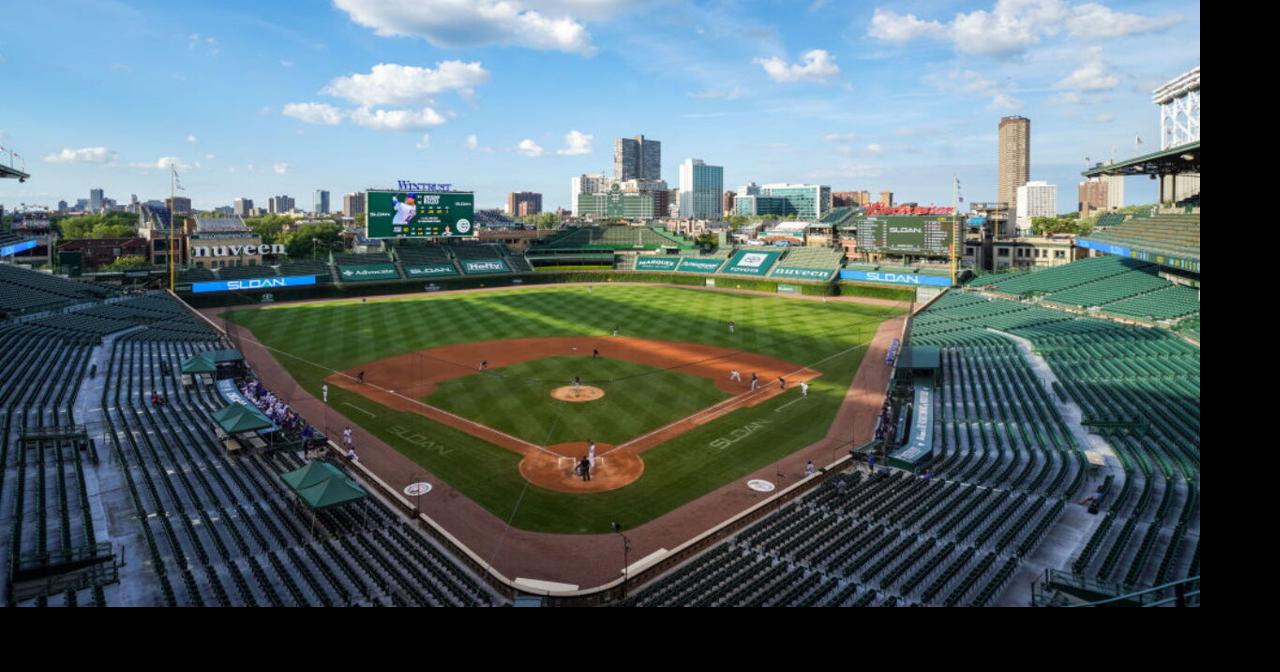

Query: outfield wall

[179,270,916,308]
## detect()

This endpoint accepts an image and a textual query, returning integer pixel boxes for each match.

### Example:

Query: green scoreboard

[855,216,956,256]
[366,190,475,239]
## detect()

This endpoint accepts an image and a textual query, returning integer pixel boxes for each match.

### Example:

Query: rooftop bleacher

[538,226,689,250]
[1084,213,1200,260]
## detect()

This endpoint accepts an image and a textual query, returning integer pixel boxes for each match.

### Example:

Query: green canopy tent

[180,355,217,375]
[211,403,274,434]
[280,461,369,537]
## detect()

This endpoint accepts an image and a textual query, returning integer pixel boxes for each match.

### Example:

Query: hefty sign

[192,275,317,293]
[461,259,509,275]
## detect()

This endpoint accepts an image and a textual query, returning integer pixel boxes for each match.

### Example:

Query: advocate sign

[192,274,317,294]
[193,243,286,258]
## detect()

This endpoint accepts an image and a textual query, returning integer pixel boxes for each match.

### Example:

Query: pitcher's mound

[551,386,605,402]
[520,443,643,493]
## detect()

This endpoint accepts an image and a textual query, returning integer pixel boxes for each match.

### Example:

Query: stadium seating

[768,247,845,279]
[536,226,691,250]
[91,325,501,606]
[982,255,1142,296]
[217,264,279,281]
[1086,214,1200,259]
[0,264,115,315]
[275,260,335,284]
[1100,285,1200,322]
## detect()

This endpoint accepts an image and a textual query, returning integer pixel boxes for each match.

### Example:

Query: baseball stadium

[0,80,1200,609]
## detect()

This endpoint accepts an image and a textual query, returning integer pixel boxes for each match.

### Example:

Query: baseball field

[224,285,902,534]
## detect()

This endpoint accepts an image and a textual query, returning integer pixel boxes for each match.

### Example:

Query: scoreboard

[366,190,475,239]
[855,216,956,256]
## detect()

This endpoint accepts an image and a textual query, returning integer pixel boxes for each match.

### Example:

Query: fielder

[800,382,810,398]
[730,369,742,383]
[750,372,759,391]
[588,441,597,470]
[573,376,583,395]
[322,383,329,403]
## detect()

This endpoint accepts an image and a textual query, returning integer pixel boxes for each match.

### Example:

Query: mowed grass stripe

[427,357,728,446]
[228,285,899,533]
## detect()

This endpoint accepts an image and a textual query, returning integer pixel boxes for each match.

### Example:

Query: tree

[101,255,150,271]
[694,232,719,250]
[282,222,344,259]
[1031,216,1092,237]
[55,212,140,240]
[244,215,292,245]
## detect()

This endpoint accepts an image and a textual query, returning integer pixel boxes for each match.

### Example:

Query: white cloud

[280,59,294,68]
[273,162,289,174]
[868,9,946,42]
[926,69,1022,111]
[866,143,884,156]
[754,49,839,84]
[283,102,346,125]
[1066,3,1181,38]
[333,0,620,55]
[556,130,592,155]
[204,153,216,160]
[350,106,447,131]
[466,134,479,150]
[416,133,431,149]
[869,0,1181,57]
[186,134,198,144]
[1056,47,1119,92]
[823,133,859,143]
[130,156,191,170]
[517,139,545,157]
[43,147,115,164]
[322,61,490,107]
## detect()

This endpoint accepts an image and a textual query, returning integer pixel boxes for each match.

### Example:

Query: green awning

[281,461,347,491]
[295,477,366,510]
[898,346,941,370]
[180,355,217,374]
[281,462,367,510]
[211,403,273,434]
[204,349,244,363]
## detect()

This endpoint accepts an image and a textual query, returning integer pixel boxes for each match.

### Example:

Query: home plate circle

[747,479,776,493]
[404,482,432,497]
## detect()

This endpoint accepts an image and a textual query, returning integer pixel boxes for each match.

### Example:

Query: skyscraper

[313,190,330,215]
[234,198,254,218]
[342,192,366,217]
[89,188,104,212]
[614,135,661,181]
[268,195,295,214]
[678,159,724,219]
[571,174,611,215]
[1015,181,1056,233]
[998,116,1031,235]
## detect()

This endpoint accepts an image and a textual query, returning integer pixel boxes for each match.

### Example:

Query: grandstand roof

[1083,141,1199,177]
[897,345,940,370]
[0,163,30,180]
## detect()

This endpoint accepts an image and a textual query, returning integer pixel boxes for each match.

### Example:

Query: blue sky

[0,0,1199,212]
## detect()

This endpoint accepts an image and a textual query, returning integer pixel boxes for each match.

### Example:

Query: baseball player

[573,376,582,394]
[800,381,809,397]
[730,369,742,383]
[728,320,736,334]
[342,426,353,449]
[750,372,758,391]
[322,383,329,403]
[588,441,597,470]
[612,324,620,337]
[479,360,488,371]
[778,376,786,390]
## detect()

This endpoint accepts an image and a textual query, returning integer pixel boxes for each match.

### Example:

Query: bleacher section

[537,226,690,250]
[218,265,279,281]
[0,264,115,315]
[0,325,106,606]
[395,246,461,278]
[820,207,857,227]
[1079,214,1200,272]
[907,292,1200,593]
[768,247,845,282]
[449,244,513,276]
[333,252,402,284]
[93,329,502,606]
[979,255,1199,325]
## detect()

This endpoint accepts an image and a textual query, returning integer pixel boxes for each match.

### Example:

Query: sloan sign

[193,243,286,258]
[192,275,317,293]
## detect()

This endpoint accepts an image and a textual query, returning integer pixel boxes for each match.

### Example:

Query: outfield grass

[426,357,729,446]
[227,285,901,533]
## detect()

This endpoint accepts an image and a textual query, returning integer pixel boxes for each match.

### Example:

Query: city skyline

[1,1,1199,212]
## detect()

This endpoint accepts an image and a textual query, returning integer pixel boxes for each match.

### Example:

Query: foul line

[342,402,376,418]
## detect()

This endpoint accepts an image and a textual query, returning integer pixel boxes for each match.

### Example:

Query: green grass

[426,357,729,446]
[227,284,901,533]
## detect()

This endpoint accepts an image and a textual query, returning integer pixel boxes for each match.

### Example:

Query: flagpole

[950,174,958,287]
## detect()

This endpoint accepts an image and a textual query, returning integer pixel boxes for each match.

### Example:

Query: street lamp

[611,521,631,600]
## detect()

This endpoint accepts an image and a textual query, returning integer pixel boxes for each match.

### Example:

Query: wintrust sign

[193,243,286,258]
